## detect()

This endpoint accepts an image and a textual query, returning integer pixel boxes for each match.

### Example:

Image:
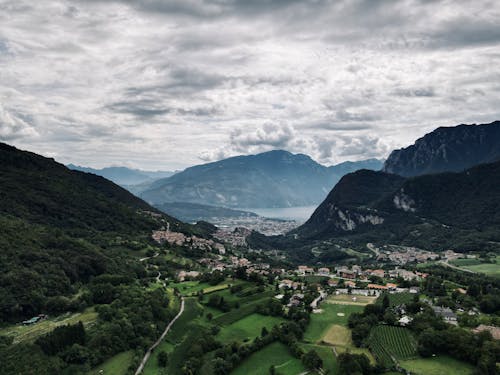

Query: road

[134,297,185,375]
[439,260,476,274]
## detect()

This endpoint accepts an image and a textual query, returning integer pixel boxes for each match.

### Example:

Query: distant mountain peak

[383,120,500,177]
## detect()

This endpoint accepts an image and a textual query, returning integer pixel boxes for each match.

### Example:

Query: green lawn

[88,350,135,375]
[450,256,500,277]
[400,355,475,375]
[231,342,306,375]
[303,302,363,342]
[217,313,284,343]
[0,307,98,344]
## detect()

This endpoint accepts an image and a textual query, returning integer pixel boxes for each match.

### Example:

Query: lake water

[243,205,317,222]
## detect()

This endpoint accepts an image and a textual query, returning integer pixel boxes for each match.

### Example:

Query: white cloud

[0,0,499,169]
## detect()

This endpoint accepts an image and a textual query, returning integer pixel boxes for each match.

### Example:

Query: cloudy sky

[1,0,499,170]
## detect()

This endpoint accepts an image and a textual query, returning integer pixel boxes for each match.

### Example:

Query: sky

[1,0,499,170]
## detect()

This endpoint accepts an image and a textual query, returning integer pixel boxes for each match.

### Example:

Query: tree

[158,351,168,367]
[302,349,322,370]
[269,365,276,374]
[261,327,269,337]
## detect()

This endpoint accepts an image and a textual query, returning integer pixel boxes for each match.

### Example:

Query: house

[279,279,293,289]
[409,286,420,294]
[370,269,386,278]
[345,280,356,288]
[328,279,339,287]
[399,316,413,326]
[432,306,457,323]
[367,283,388,290]
[318,267,330,276]
[341,270,357,279]
[386,283,398,290]
[297,266,314,275]
[473,325,500,340]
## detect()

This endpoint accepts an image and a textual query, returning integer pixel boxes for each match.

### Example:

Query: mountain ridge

[141,150,383,209]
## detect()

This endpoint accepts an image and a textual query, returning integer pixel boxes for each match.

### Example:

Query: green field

[217,313,284,343]
[231,342,306,375]
[304,302,363,342]
[0,307,98,344]
[88,350,135,375]
[212,300,264,326]
[461,262,500,276]
[377,292,415,307]
[368,325,417,367]
[400,355,475,375]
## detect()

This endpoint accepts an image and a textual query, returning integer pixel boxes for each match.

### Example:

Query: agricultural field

[88,350,135,375]
[368,325,417,367]
[217,313,285,343]
[458,257,500,276]
[377,292,415,307]
[321,324,351,346]
[231,342,306,375]
[400,355,475,375]
[0,307,98,344]
[303,302,363,343]
[168,280,230,296]
[327,294,377,305]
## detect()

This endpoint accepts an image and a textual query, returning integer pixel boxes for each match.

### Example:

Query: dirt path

[134,297,185,375]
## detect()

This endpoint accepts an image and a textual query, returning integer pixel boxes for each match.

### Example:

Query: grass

[304,302,363,343]
[88,350,135,375]
[327,294,377,305]
[217,313,284,343]
[231,342,306,375]
[400,355,475,375]
[212,300,264,326]
[0,307,98,344]
[321,324,352,346]
[462,262,500,276]
[335,346,375,364]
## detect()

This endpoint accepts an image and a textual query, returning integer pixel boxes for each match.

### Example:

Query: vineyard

[368,325,417,367]
[377,292,415,306]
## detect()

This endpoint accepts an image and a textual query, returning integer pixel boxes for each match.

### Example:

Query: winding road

[134,297,185,375]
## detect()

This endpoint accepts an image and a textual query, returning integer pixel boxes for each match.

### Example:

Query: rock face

[295,169,404,237]
[293,160,500,249]
[141,150,383,209]
[383,121,500,177]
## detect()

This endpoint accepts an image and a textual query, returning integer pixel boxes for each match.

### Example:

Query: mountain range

[0,142,205,323]
[290,121,500,253]
[67,164,176,186]
[140,150,383,209]
[383,120,500,177]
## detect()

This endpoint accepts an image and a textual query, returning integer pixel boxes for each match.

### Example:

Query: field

[400,355,475,375]
[231,342,306,375]
[450,256,500,277]
[303,302,363,343]
[299,343,337,374]
[212,300,264,326]
[0,307,98,344]
[368,325,417,367]
[88,350,134,375]
[168,280,231,296]
[217,313,285,343]
[377,292,415,306]
[327,294,377,305]
[321,324,352,346]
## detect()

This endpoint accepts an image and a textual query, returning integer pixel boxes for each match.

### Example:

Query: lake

[243,205,317,222]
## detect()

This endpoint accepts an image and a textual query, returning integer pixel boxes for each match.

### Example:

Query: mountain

[0,142,199,323]
[67,164,175,186]
[383,121,500,177]
[294,161,500,252]
[154,202,257,222]
[140,150,383,209]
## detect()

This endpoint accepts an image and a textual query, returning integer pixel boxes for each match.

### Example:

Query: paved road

[135,297,185,375]
[439,260,476,274]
